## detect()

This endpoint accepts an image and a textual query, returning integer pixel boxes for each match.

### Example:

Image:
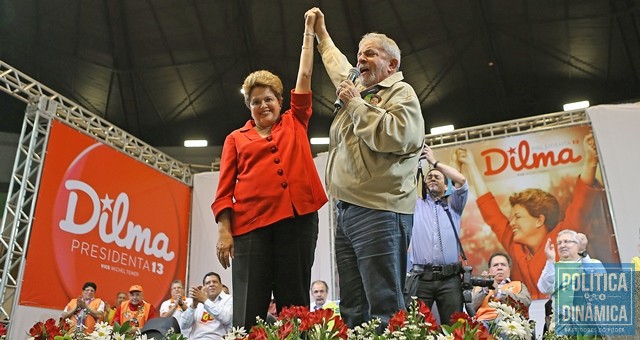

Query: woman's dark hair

[82,281,97,291]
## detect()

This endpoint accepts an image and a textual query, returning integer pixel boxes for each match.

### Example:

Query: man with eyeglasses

[537,229,603,337]
[61,281,105,334]
[160,280,193,337]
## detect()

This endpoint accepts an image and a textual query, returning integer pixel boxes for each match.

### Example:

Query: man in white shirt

[180,272,232,339]
[310,280,340,315]
[159,280,192,337]
[537,229,603,337]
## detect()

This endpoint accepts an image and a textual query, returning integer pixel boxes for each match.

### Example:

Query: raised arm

[422,144,466,187]
[295,10,316,94]
[459,148,489,196]
[578,132,600,186]
[536,238,557,295]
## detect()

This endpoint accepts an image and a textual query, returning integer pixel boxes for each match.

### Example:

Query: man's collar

[375,71,404,88]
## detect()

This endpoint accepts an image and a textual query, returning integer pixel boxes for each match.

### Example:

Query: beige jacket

[318,38,425,214]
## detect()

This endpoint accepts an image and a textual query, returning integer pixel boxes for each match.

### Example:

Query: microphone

[333,68,361,112]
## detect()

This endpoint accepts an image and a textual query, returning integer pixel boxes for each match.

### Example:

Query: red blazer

[212,90,328,236]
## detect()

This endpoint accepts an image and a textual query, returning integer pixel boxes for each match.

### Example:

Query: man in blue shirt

[407,145,468,325]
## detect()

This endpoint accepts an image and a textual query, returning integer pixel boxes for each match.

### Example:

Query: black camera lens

[470,276,494,289]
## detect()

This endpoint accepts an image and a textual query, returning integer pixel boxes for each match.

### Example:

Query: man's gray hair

[557,229,579,243]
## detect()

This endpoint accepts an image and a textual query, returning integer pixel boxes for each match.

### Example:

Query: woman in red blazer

[212,10,327,330]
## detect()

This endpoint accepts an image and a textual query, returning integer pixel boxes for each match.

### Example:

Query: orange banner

[19,121,190,310]
[431,124,618,299]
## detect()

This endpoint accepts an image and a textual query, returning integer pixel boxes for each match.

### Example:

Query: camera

[461,265,494,303]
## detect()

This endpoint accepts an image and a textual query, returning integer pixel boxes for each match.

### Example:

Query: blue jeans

[335,201,412,329]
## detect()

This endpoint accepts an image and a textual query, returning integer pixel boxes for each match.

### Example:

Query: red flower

[416,300,439,332]
[449,311,472,326]
[504,295,530,319]
[473,322,493,340]
[0,322,7,336]
[28,321,45,337]
[452,326,466,339]
[247,325,268,340]
[278,305,308,320]
[387,308,406,332]
[300,308,332,331]
[44,318,60,337]
[417,299,431,316]
[330,317,348,339]
[277,320,294,339]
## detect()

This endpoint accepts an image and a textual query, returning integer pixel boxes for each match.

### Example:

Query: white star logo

[100,194,114,212]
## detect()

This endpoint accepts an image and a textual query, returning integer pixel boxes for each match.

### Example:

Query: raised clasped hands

[304,8,316,28]
[189,285,207,305]
[76,297,87,310]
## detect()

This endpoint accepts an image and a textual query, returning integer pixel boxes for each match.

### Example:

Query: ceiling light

[184,139,208,147]
[430,124,454,135]
[563,100,590,111]
[310,137,330,145]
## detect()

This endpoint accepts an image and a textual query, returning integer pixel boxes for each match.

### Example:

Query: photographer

[406,144,468,325]
[471,252,531,322]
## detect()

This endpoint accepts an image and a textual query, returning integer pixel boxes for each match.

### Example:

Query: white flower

[436,334,454,340]
[134,334,148,340]
[85,334,110,340]
[497,319,527,338]
[224,326,247,340]
[113,334,126,340]
[87,321,112,338]
[489,300,518,318]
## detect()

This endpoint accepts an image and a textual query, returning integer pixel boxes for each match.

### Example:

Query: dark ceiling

[1,0,639,147]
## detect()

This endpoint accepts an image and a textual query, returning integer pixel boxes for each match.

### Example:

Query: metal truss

[425,109,589,147]
[0,60,192,185]
[0,60,192,325]
[0,98,55,322]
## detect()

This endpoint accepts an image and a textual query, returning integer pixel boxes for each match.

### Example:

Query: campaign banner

[430,124,619,300]
[19,120,191,310]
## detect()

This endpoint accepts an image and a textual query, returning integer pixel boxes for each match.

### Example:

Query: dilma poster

[19,120,191,309]
[431,124,618,300]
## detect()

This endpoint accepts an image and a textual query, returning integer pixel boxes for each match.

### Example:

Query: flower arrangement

[484,301,534,340]
[223,297,534,340]
[224,305,348,340]
[27,318,71,339]
[25,319,185,340]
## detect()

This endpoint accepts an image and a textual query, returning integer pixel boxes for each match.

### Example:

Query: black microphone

[333,68,361,112]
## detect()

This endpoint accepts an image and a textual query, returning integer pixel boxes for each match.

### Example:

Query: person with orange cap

[113,284,157,333]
